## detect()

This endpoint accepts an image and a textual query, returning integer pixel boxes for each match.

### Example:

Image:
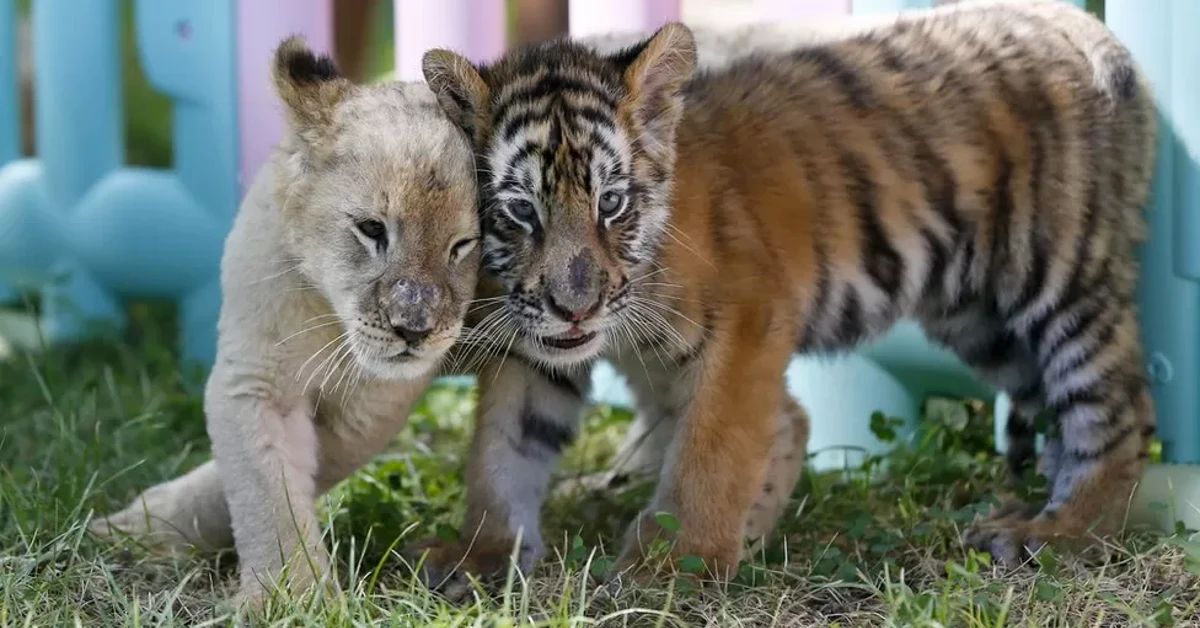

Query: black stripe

[1033,258,1113,355]
[586,129,622,169]
[794,136,832,351]
[833,289,864,346]
[919,227,950,302]
[1005,414,1038,477]
[960,329,1020,370]
[498,107,547,144]
[803,250,832,351]
[1009,379,1044,406]
[987,151,1016,291]
[791,46,874,110]
[849,35,963,305]
[497,174,523,193]
[1068,423,1135,461]
[946,238,977,314]
[1043,303,1116,380]
[519,411,576,454]
[1009,75,1058,317]
[841,153,904,299]
[498,73,619,112]
[1047,387,1105,415]
[571,105,618,131]
[1011,232,1049,317]
[505,142,540,173]
[870,29,969,236]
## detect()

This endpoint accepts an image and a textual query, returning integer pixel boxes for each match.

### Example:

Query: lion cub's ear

[272,35,351,151]
[422,49,490,138]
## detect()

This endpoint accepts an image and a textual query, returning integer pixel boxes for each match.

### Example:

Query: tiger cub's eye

[598,191,625,218]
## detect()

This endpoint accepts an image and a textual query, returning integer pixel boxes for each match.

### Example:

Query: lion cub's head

[271,37,479,380]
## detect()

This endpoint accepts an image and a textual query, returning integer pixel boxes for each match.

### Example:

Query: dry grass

[2,304,1198,626]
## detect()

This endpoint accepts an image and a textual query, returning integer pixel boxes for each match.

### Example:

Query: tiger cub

[420,0,1159,582]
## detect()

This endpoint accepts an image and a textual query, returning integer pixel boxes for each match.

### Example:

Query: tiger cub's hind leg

[921,306,1059,532]
[966,301,1155,567]
[922,305,1046,484]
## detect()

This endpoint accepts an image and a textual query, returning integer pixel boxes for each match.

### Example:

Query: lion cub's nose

[393,325,431,345]
[385,279,441,345]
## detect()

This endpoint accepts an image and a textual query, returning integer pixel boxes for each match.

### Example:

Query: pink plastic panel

[568,0,681,38]
[394,0,506,82]
[236,0,332,193]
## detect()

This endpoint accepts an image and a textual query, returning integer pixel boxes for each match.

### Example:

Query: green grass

[1,303,1198,627]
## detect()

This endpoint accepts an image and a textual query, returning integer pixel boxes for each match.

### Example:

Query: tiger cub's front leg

[616,311,794,581]
[415,356,591,591]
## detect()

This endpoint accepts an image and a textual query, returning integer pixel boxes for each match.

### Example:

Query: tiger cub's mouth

[540,329,598,350]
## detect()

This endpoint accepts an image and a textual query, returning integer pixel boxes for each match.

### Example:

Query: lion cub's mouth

[385,349,421,361]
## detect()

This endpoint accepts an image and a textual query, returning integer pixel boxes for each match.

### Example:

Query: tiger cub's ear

[272,35,352,152]
[422,49,490,136]
[612,23,697,154]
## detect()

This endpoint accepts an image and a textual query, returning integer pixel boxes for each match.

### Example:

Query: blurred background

[7,0,1105,170]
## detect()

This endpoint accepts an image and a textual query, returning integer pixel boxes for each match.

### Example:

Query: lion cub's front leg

[616,313,793,581]
[205,374,329,605]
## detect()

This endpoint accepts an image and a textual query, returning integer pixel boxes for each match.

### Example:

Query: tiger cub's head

[423,24,697,366]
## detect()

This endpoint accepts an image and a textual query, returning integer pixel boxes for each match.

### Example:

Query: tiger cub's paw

[964,522,1046,568]
[408,536,542,601]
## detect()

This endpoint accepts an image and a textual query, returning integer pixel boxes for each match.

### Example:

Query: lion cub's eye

[450,237,478,263]
[598,190,626,219]
[356,219,387,243]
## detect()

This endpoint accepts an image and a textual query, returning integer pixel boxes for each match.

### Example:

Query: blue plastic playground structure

[0,1,1196,483]
[0,0,235,365]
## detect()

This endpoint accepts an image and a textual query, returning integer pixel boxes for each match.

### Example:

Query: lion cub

[89,38,479,605]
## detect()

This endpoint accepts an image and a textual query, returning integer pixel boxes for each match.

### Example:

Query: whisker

[316,339,355,395]
[631,296,705,331]
[250,262,304,285]
[296,330,352,383]
[661,225,713,269]
[626,301,692,356]
[275,320,344,347]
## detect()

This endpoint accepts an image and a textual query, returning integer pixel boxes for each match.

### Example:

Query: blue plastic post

[1107,0,1200,464]
[0,0,18,304]
[28,0,123,342]
[32,0,121,208]
[133,0,238,365]
[1167,0,1200,462]
[0,0,17,166]
[136,0,238,224]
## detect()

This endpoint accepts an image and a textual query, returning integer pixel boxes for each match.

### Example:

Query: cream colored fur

[89,38,479,605]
